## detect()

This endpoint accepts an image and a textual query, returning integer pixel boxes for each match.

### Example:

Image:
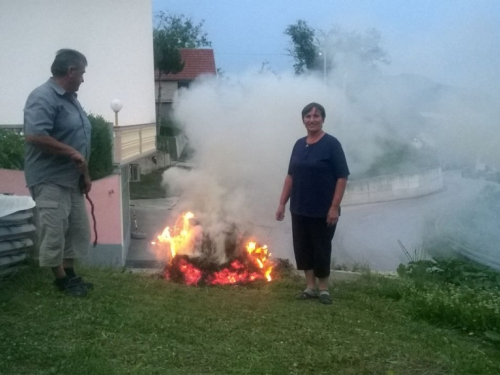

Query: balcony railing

[113,123,157,165]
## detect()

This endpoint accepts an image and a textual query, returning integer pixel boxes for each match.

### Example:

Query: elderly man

[24,49,92,297]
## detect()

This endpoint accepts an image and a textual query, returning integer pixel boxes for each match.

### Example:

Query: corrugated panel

[0,253,27,268]
[0,238,33,256]
[0,223,36,241]
[0,211,33,226]
[0,208,35,277]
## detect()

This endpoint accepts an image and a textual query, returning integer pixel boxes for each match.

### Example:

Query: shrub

[365,273,500,336]
[404,282,500,334]
[395,254,500,336]
[159,117,182,136]
[0,115,113,180]
[87,114,114,180]
[0,129,24,170]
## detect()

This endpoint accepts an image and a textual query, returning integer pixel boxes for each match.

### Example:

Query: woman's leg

[304,269,316,290]
[318,276,329,291]
[310,218,337,304]
[292,214,317,297]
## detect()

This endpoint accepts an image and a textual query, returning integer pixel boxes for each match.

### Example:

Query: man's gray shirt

[24,78,91,189]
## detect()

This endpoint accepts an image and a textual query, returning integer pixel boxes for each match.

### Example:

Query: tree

[321,27,389,72]
[284,20,317,75]
[284,21,389,76]
[153,13,211,130]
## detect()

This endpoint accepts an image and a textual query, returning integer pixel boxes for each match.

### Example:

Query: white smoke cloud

[161,39,500,266]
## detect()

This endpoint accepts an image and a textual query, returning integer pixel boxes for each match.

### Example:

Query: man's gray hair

[51,49,87,77]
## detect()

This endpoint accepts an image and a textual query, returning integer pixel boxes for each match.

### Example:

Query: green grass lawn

[1,267,499,375]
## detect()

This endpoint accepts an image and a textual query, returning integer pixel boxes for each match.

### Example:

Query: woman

[276,102,349,305]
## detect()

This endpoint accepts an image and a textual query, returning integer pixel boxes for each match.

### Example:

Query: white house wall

[0,0,156,126]
[155,81,179,103]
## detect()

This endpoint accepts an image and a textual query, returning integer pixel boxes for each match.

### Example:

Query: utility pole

[323,47,327,84]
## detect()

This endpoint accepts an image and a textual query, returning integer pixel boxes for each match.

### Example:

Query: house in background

[155,48,217,120]
[0,0,157,267]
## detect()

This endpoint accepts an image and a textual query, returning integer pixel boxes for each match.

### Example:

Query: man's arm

[25,134,87,172]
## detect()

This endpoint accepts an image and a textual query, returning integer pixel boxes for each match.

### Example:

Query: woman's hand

[326,206,339,226]
[276,204,286,221]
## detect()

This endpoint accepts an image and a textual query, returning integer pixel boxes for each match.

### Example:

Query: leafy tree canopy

[284,20,389,75]
[153,13,212,128]
[153,12,212,76]
[284,20,317,75]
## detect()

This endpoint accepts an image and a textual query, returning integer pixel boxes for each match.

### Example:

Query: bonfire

[152,212,274,285]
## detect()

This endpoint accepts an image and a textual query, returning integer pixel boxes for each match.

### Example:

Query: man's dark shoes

[64,268,93,290]
[71,276,94,290]
[54,276,88,297]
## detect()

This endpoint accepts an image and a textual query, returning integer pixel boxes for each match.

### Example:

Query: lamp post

[110,99,123,127]
[318,49,327,84]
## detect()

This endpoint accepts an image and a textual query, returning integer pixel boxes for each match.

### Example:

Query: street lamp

[318,49,327,84]
[110,99,123,127]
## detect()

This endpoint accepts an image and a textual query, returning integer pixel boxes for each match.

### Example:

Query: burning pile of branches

[152,212,273,286]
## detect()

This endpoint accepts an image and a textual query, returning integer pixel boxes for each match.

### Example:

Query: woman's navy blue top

[288,133,350,218]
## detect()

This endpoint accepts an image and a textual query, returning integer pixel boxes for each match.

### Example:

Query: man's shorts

[30,183,90,267]
[291,214,337,278]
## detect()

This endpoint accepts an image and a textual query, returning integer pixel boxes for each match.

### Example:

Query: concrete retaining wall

[343,167,443,206]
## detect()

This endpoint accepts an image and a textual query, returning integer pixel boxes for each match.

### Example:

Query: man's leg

[63,188,91,287]
[52,264,66,279]
[62,258,75,277]
[31,183,87,297]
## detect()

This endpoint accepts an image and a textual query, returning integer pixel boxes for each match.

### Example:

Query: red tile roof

[156,48,216,81]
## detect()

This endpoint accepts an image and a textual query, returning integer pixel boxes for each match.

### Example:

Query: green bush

[87,114,114,181]
[0,116,113,180]
[404,282,500,334]
[394,255,500,336]
[0,129,24,170]
[365,273,500,336]
[159,117,182,136]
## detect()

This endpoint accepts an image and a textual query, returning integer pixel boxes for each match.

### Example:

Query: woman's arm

[326,177,347,226]
[276,174,293,221]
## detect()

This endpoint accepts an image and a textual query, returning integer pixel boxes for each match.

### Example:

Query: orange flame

[245,242,273,281]
[153,212,274,285]
[154,212,195,259]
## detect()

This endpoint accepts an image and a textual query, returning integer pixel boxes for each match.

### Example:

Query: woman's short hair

[301,102,326,120]
[51,49,87,77]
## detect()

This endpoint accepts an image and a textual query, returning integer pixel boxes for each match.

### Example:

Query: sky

[153,0,500,92]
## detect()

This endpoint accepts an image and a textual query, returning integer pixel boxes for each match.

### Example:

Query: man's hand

[83,174,92,194]
[327,206,339,226]
[70,151,87,173]
[276,204,286,221]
